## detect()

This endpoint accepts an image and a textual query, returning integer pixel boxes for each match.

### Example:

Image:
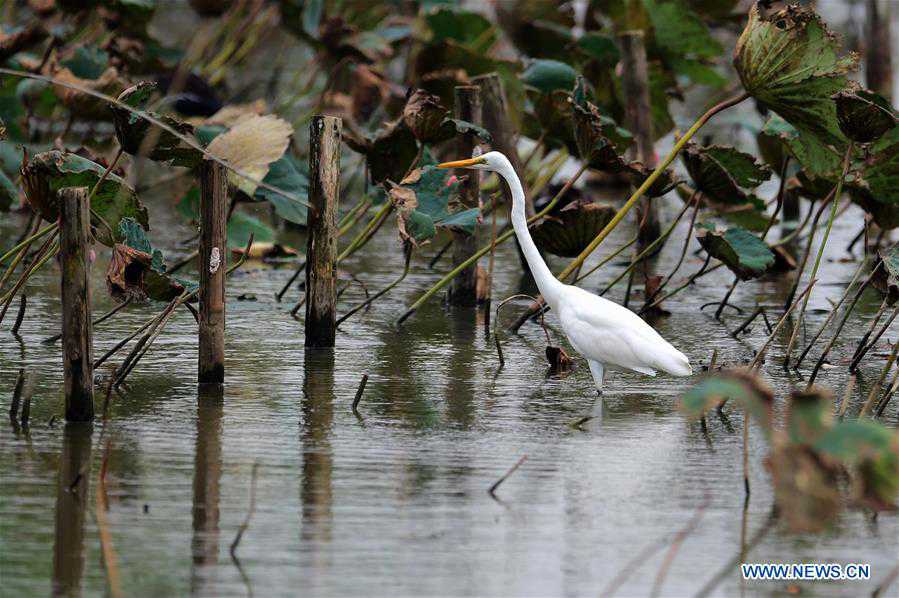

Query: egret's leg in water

[588,360,605,394]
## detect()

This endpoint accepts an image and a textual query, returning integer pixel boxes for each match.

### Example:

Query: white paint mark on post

[209,247,221,274]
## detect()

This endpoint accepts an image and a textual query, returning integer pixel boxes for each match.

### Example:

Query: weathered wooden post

[449,85,481,306]
[198,159,227,384]
[472,72,538,286]
[305,115,341,348]
[619,31,660,246]
[59,187,93,422]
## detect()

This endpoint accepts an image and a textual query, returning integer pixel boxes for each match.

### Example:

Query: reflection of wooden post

[53,423,93,596]
[199,160,227,384]
[301,351,334,566]
[450,85,481,307]
[305,115,341,348]
[191,385,223,594]
[59,187,94,422]
[619,31,660,247]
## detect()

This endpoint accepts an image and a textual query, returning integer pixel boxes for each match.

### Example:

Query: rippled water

[1,179,897,597]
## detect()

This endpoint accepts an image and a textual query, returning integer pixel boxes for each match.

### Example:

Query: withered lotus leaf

[531,200,616,257]
[110,81,202,167]
[734,3,857,151]
[106,244,184,303]
[402,89,448,143]
[833,85,896,144]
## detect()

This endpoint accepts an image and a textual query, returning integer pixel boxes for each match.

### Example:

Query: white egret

[438,151,692,393]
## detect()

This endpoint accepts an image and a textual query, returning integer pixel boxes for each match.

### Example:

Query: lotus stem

[555,92,750,282]
[783,143,853,368]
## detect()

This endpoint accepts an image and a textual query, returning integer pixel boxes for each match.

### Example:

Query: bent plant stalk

[336,244,413,328]
[598,196,696,297]
[807,262,883,387]
[850,306,898,372]
[794,257,868,367]
[783,143,854,369]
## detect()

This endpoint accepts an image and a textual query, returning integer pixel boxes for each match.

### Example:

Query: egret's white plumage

[438,151,692,392]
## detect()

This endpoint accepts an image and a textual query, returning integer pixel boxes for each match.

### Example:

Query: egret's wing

[560,286,690,376]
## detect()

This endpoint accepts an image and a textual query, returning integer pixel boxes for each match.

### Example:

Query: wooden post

[305,115,341,348]
[449,85,481,307]
[866,0,893,100]
[59,187,93,422]
[619,31,660,246]
[472,72,539,286]
[198,159,227,384]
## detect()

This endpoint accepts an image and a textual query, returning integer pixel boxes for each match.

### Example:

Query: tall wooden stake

[619,31,660,248]
[449,85,481,307]
[305,115,341,347]
[59,187,93,422]
[472,72,538,285]
[199,159,227,383]
[866,0,893,100]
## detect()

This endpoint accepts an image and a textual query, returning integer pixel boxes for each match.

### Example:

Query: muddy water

[1,184,897,597]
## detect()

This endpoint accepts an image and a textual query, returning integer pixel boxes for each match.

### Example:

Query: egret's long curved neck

[496,160,564,308]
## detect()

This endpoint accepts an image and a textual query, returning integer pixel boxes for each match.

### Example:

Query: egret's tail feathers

[655,347,692,377]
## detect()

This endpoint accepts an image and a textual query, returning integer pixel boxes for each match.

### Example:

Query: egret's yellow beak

[437,156,485,169]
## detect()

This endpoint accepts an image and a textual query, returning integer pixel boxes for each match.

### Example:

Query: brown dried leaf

[206,114,293,196]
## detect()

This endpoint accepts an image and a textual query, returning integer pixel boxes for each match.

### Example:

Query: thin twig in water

[838,375,856,420]
[859,341,898,418]
[488,455,527,499]
[872,559,899,598]
[649,493,711,598]
[749,281,817,370]
[43,298,131,344]
[230,461,260,559]
[352,374,368,416]
[693,507,778,598]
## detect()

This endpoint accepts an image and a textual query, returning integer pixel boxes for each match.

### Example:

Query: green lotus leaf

[390,165,478,246]
[680,369,774,431]
[227,211,275,248]
[682,143,771,204]
[849,126,899,228]
[21,150,148,246]
[696,222,775,280]
[787,388,834,446]
[255,154,309,226]
[814,420,899,510]
[61,46,109,80]
[760,114,843,179]
[521,59,579,95]
[425,6,495,50]
[734,4,857,154]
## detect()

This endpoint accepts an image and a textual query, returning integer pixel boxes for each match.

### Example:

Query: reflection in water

[301,350,335,573]
[445,311,478,427]
[52,423,93,597]
[191,385,223,595]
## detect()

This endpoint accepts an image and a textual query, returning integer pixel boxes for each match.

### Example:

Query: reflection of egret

[439,152,692,393]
